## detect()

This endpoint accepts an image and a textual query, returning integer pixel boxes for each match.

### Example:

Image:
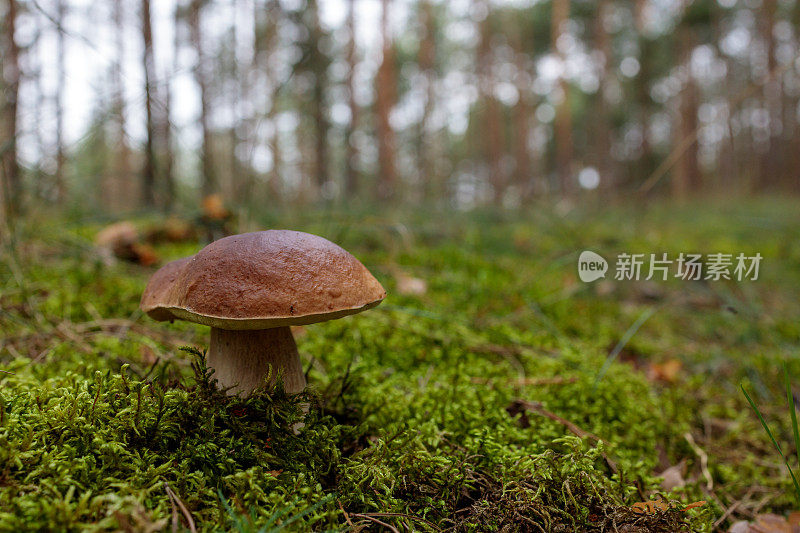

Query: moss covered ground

[1,199,799,531]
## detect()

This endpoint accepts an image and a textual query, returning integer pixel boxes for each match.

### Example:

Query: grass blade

[742,384,800,504]
[786,365,800,496]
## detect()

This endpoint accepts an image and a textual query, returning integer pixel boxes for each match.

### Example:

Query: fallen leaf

[396,272,427,296]
[139,345,157,365]
[202,194,230,221]
[631,498,670,514]
[657,460,686,491]
[96,221,138,248]
[647,359,683,383]
[728,513,800,533]
[631,498,705,515]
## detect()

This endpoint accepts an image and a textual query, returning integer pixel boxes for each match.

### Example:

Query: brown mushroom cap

[140,230,386,330]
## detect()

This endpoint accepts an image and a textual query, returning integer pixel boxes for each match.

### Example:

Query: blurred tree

[161,3,176,210]
[0,0,20,219]
[475,0,505,204]
[141,0,157,207]
[592,0,614,191]
[186,0,216,198]
[511,21,533,199]
[758,0,780,190]
[672,1,705,198]
[633,0,654,183]
[417,0,437,201]
[108,0,132,211]
[288,0,331,200]
[344,0,359,197]
[55,0,66,202]
[375,0,397,201]
[307,0,330,197]
[551,0,574,196]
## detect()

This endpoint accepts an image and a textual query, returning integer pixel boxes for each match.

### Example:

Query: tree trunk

[161,2,177,211]
[308,0,329,198]
[1,0,20,220]
[551,0,573,196]
[512,28,532,200]
[593,0,614,192]
[188,0,216,198]
[475,0,504,205]
[344,0,359,197]
[758,0,781,190]
[55,0,66,202]
[672,25,700,199]
[375,0,397,201]
[141,0,158,207]
[634,0,654,185]
[417,0,437,201]
[108,0,132,211]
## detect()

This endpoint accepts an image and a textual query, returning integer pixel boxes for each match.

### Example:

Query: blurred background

[1,0,799,219]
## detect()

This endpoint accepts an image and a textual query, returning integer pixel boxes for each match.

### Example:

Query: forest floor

[1,198,799,532]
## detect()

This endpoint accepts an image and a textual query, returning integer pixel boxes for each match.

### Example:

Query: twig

[164,482,197,533]
[337,499,354,529]
[513,399,598,440]
[471,376,576,387]
[166,483,180,533]
[512,399,618,473]
[350,514,400,533]
[684,432,713,491]
[363,512,441,531]
[711,487,754,530]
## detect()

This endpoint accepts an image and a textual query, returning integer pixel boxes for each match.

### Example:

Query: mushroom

[140,230,386,394]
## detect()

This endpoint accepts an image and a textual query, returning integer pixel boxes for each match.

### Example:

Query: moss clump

[0,345,702,531]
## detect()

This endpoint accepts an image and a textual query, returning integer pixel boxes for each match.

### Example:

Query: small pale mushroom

[140,230,386,394]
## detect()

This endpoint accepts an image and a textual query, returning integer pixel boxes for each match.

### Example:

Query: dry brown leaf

[631,498,671,514]
[647,358,683,383]
[202,194,231,220]
[631,498,705,515]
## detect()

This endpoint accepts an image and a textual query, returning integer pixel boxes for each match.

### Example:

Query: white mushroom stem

[207,326,306,395]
